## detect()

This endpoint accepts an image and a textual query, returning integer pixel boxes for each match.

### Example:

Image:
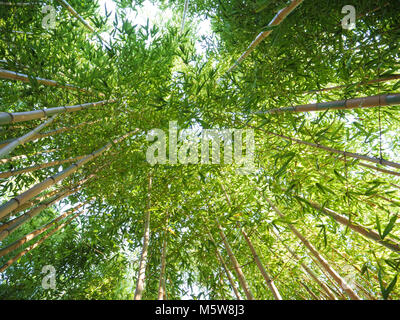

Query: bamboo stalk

[241,228,282,300]
[0,155,87,179]
[0,203,84,258]
[56,0,111,50]
[157,230,167,300]
[57,0,94,32]
[306,75,400,94]
[0,206,86,272]
[271,229,338,300]
[0,149,58,164]
[0,2,37,6]
[0,120,100,149]
[217,224,254,300]
[0,100,115,125]
[358,162,400,177]
[263,195,361,300]
[134,173,152,300]
[307,200,400,253]
[259,93,400,114]
[300,281,319,300]
[228,0,303,72]
[0,130,136,220]
[264,130,400,170]
[208,231,242,300]
[181,0,189,32]
[0,68,103,95]
[0,187,78,241]
[0,116,57,158]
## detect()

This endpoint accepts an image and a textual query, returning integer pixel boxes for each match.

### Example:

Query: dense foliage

[0,0,400,300]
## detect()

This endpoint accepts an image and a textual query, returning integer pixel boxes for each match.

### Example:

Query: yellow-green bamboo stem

[0,155,86,179]
[241,228,282,300]
[307,200,400,253]
[0,100,115,125]
[228,0,303,72]
[0,207,86,272]
[271,229,338,300]
[264,130,400,170]
[0,203,84,258]
[157,230,168,300]
[261,93,400,114]
[0,68,102,95]
[134,173,152,300]
[0,116,57,158]
[0,130,137,220]
[218,224,254,300]
[207,231,242,300]
[306,75,400,94]
[263,195,361,300]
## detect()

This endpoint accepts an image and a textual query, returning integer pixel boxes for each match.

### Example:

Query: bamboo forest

[1,0,400,301]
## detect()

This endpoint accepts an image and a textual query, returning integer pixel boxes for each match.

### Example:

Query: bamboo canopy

[2,0,400,301]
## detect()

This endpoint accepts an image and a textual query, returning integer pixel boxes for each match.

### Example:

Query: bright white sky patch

[97,0,212,56]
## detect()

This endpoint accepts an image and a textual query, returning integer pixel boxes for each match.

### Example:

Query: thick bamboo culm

[0,155,87,179]
[0,187,79,241]
[241,228,282,300]
[263,195,361,300]
[271,229,337,300]
[0,206,86,273]
[134,173,152,300]
[264,130,400,170]
[207,231,242,300]
[0,68,102,95]
[258,93,400,114]
[306,74,400,94]
[0,130,136,220]
[180,0,189,32]
[0,203,84,258]
[157,231,168,300]
[0,116,57,158]
[307,200,400,253]
[0,170,96,226]
[0,99,115,125]
[228,0,303,72]
[217,224,254,300]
